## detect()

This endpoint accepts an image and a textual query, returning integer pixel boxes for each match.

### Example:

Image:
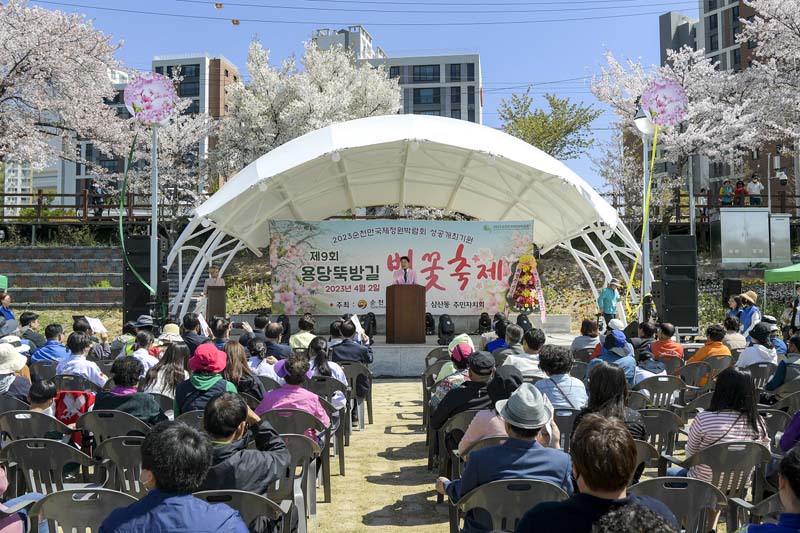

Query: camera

[232,322,244,329]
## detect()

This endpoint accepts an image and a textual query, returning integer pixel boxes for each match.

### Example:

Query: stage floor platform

[370,334,575,378]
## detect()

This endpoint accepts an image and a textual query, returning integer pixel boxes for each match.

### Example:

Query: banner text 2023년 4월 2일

[268,220,535,316]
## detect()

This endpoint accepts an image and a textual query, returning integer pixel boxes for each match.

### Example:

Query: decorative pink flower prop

[124,72,179,126]
[641,78,688,127]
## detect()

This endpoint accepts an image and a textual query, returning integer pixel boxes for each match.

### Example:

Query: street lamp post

[634,107,656,321]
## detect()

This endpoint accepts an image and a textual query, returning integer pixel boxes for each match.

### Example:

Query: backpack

[425,313,436,335]
[516,313,533,333]
[477,312,492,334]
[437,314,455,345]
[276,314,291,344]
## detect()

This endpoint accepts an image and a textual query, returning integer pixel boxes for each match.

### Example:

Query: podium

[386,284,426,344]
[206,285,227,319]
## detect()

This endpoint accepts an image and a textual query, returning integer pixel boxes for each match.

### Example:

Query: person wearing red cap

[429,341,474,411]
[174,342,237,416]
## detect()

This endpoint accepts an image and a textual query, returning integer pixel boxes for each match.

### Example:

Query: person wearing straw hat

[740,291,763,343]
[435,383,572,533]
[597,278,621,331]
[0,342,31,402]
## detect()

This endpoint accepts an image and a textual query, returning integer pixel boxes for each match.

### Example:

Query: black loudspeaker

[651,235,698,329]
[722,278,743,308]
[123,236,169,323]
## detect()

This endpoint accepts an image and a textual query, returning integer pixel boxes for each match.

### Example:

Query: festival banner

[269,220,536,316]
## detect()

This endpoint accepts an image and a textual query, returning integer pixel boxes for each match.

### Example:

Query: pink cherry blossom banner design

[269,220,534,316]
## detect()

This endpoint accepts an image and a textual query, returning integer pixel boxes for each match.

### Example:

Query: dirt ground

[312,379,448,533]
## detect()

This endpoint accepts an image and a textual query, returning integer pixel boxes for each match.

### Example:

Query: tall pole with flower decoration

[122,73,179,312]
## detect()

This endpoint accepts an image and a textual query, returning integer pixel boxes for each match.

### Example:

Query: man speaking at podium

[393,255,417,285]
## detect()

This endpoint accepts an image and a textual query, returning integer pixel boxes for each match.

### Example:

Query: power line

[294,0,684,5]
[36,1,692,26]
[178,0,697,14]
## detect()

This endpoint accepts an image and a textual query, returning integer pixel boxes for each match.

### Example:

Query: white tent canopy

[169,114,640,317]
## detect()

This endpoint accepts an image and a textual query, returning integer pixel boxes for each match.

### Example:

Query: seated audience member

[667,367,769,484]
[246,338,282,384]
[435,334,475,383]
[570,319,600,353]
[255,355,330,440]
[328,320,344,348]
[430,342,474,410]
[94,357,167,425]
[485,320,508,353]
[430,351,495,433]
[262,322,292,360]
[587,330,636,386]
[492,324,525,366]
[437,383,572,533]
[687,324,732,364]
[289,315,316,350]
[589,319,633,360]
[72,317,110,360]
[591,504,678,533]
[782,412,800,453]
[181,312,210,356]
[330,320,373,399]
[736,322,778,368]
[140,343,191,399]
[30,324,69,363]
[100,421,248,532]
[765,334,800,398]
[503,328,546,378]
[650,323,684,359]
[723,315,748,351]
[575,361,646,441]
[763,315,788,356]
[19,311,45,350]
[109,321,137,358]
[458,366,523,454]
[126,330,159,374]
[174,344,237,417]
[237,314,269,348]
[632,350,666,388]
[211,317,231,351]
[0,343,29,402]
[516,414,677,532]
[199,393,290,533]
[56,332,108,388]
[536,345,587,409]
[223,341,266,402]
[308,337,348,410]
[630,321,656,357]
[737,445,800,533]
[28,379,56,414]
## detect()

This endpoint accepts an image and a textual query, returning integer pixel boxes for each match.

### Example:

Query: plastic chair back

[76,410,151,444]
[677,362,713,389]
[638,408,683,455]
[572,347,594,363]
[772,391,800,414]
[176,410,205,431]
[629,477,726,533]
[634,375,685,409]
[681,440,772,498]
[0,438,101,494]
[339,361,371,386]
[773,378,800,400]
[194,489,283,524]
[456,478,569,532]
[0,395,29,416]
[239,393,260,410]
[258,375,282,392]
[570,362,587,381]
[627,390,649,410]
[747,362,778,390]
[759,409,792,451]
[656,356,685,376]
[682,344,704,360]
[53,374,102,393]
[706,355,733,377]
[303,375,347,404]
[29,488,137,532]
[93,436,146,498]
[0,410,74,441]
[672,391,713,424]
[552,408,580,453]
[147,392,175,415]
[30,361,58,381]
[633,439,659,470]
[461,436,507,462]
[425,347,450,368]
[728,492,783,530]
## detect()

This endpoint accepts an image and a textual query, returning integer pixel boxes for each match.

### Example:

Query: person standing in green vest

[597,279,621,330]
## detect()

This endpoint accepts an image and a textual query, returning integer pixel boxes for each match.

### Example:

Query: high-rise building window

[449,64,461,82]
[467,86,475,105]
[451,87,461,105]
[183,64,200,78]
[732,48,741,70]
[389,66,400,78]
[709,14,718,30]
[467,63,475,82]
[451,109,461,120]
[752,149,760,161]
[468,109,476,122]
[707,0,717,10]
[412,65,439,83]
[413,88,440,105]
[709,33,719,52]
[184,100,200,115]
[225,69,229,77]
[180,81,200,97]
[155,66,164,74]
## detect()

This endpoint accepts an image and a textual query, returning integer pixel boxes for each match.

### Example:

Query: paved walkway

[313,379,448,532]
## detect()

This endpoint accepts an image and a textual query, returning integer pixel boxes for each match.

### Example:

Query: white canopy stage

[167,114,641,319]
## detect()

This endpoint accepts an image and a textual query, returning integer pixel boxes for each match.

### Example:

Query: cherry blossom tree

[212,40,401,178]
[0,0,123,168]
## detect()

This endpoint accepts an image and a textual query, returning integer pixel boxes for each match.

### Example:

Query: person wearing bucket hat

[0,343,31,402]
[436,383,572,533]
[736,322,778,369]
[430,341,475,410]
[597,278,621,330]
[174,343,238,416]
[587,330,636,386]
[739,290,762,342]
[430,351,496,433]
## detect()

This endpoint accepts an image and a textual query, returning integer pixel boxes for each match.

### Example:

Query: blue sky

[34,0,699,188]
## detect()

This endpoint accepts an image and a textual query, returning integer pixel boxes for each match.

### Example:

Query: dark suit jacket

[182,331,210,356]
[331,339,373,397]
[264,339,293,360]
[237,330,267,349]
[430,380,491,432]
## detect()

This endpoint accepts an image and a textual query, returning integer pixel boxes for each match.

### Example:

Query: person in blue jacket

[100,421,248,533]
[739,291,762,343]
[597,279,621,330]
[30,324,70,363]
[587,330,636,387]
[736,444,800,532]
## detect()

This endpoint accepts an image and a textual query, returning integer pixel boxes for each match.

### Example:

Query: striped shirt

[686,410,769,487]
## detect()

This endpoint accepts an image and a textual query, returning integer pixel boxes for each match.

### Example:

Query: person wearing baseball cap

[589,318,634,361]
[430,351,495,434]
[597,278,621,331]
[587,330,637,386]
[736,322,778,369]
[174,342,237,417]
[430,338,475,410]
[762,315,788,356]
[0,342,31,402]
[739,290,763,343]
[436,383,572,532]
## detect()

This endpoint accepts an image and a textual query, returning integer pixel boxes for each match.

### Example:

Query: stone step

[12,287,122,306]
[0,258,123,275]
[20,302,120,309]
[6,273,123,288]
[0,247,120,261]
